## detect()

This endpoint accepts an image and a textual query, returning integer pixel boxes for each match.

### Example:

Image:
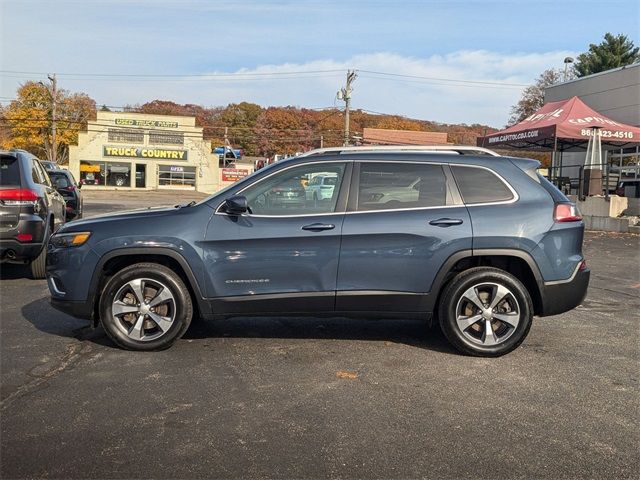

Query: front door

[336,160,472,312]
[135,164,146,188]
[202,161,351,314]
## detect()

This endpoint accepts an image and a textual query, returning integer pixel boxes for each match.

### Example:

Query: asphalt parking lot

[1,191,639,479]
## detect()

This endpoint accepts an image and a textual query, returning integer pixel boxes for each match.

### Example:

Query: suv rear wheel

[99,263,193,351]
[438,267,533,357]
[30,223,51,279]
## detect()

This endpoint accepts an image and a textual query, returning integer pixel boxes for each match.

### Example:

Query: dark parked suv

[47,146,590,356]
[48,169,84,220]
[1,149,66,278]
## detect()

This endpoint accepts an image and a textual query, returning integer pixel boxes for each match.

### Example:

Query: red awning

[478,96,640,150]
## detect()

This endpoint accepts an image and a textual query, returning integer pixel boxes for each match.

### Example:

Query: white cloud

[2,49,576,127]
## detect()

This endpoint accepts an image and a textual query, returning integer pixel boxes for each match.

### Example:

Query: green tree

[1,81,96,164]
[574,33,640,77]
[508,69,562,126]
[217,102,263,155]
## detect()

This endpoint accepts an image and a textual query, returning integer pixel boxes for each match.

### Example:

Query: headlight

[50,231,92,248]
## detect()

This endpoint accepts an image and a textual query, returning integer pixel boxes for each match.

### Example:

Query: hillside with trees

[2,87,495,161]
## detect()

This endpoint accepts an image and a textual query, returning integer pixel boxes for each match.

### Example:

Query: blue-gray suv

[46,146,590,356]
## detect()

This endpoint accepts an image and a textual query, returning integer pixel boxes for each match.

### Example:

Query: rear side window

[34,161,51,186]
[0,156,21,185]
[451,166,514,204]
[357,162,448,211]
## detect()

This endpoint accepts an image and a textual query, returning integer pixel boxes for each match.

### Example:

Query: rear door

[336,160,472,312]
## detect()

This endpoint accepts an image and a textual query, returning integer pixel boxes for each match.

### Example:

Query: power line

[357,73,525,90]
[0,120,347,140]
[0,69,345,78]
[358,69,529,87]
[0,68,531,88]
[0,117,346,135]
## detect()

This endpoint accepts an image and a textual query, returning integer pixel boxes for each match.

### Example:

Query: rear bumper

[0,215,46,262]
[0,239,44,262]
[540,268,590,316]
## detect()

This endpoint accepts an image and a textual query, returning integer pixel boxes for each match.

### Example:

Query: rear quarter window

[451,165,514,204]
[0,156,21,185]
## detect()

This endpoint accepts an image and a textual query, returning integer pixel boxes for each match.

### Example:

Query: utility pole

[337,70,357,146]
[48,74,57,163]
[222,126,229,167]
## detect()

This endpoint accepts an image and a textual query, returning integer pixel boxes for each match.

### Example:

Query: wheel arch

[430,249,544,316]
[88,248,210,326]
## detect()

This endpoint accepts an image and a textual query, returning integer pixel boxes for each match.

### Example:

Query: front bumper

[50,296,94,321]
[540,268,590,316]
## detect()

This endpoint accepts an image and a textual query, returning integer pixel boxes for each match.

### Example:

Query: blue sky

[1,0,638,126]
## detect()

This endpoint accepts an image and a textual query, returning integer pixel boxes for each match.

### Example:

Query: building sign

[222,168,249,182]
[103,146,188,160]
[114,118,179,128]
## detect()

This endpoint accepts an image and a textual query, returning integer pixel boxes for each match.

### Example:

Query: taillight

[554,203,582,222]
[15,233,33,242]
[0,189,39,205]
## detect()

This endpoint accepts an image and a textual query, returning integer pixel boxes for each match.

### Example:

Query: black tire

[30,223,51,279]
[438,267,533,357]
[99,263,193,351]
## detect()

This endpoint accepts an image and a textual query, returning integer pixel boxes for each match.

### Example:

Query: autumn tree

[574,33,639,77]
[217,102,263,155]
[1,81,96,164]
[254,107,313,156]
[508,69,561,126]
[137,100,221,139]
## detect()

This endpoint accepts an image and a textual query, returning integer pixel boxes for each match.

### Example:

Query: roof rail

[297,145,501,157]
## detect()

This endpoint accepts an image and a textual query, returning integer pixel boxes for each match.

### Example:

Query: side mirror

[224,195,248,215]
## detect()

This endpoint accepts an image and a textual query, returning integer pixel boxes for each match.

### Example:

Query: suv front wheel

[99,263,193,351]
[438,267,533,357]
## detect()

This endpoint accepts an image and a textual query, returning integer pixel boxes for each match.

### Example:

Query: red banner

[221,168,249,182]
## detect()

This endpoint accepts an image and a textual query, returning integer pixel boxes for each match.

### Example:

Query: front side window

[357,162,448,211]
[242,162,346,216]
[451,165,514,204]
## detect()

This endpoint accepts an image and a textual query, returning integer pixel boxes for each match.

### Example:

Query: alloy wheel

[111,278,176,342]
[455,282,520,346]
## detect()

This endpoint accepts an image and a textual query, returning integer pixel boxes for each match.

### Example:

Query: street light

[563,57,574,82]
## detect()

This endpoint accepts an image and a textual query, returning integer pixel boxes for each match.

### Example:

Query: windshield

[0,156,21,185]
[49,172,72,188]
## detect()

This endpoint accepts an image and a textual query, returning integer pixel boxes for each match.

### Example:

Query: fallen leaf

[336,370,358,379]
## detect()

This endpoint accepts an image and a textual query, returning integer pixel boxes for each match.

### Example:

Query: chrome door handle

[429,218,463,227]
[301,223,335,231]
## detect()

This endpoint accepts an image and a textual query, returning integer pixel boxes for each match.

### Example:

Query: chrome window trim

[214,159,519,218]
